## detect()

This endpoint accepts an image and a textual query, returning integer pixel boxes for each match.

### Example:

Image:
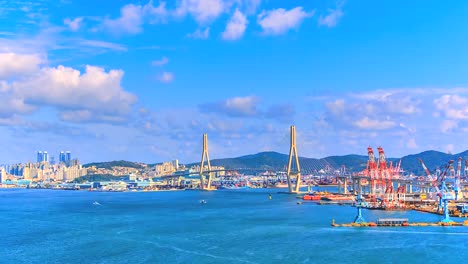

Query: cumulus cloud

[318,8,343,27]
[323,90,424,134]
[257,7,313,35]
[222,9,248,40]
[102,1,167,35]
[14,65,137,121]
[200,96,259,117]
[103,4,144,34]
[64,17,83,31]
[187,27,210,39]
[157,71,174,83]
[144,0,168,23]
[0,53,138,124]
[0,53,43,78]
[434,94,468,120]
[241,0,262,14]
[350,90,421,115]
[175,0,224,24]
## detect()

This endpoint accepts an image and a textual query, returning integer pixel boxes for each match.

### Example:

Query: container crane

[438,161,454,222]
[377,146,391,193]
[464,160,468,180]
[366,146,378,194]
[418,158,440,194]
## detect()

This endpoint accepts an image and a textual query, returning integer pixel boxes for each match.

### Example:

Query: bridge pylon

[200,133,214,190]
[286,125,302,193]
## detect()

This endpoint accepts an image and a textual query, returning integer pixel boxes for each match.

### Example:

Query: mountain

[187,150,468,176]
[191,151,368,174]
[400,150,468,175]
[82,150,468,176]
[83,160,144,170]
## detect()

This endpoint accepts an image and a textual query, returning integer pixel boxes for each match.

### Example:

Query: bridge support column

[344,179,348,194]
[286,125,301,193]
[199,133,213,190]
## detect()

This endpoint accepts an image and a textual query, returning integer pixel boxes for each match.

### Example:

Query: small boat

[93,201,101,205]
[200,200,207,204]
[303,194,322,201]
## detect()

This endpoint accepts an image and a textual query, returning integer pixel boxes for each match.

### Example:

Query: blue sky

[1,0,468,164]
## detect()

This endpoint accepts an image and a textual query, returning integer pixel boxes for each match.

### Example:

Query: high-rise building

[43,151,49,162]
[59,150,72,166]
[0,167,6,183]
[66,151,71,163]
[37,151,43,163]
[59,151,66,163]
[172,160,179,170]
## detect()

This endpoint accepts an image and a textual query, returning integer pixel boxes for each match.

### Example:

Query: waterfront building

[0,167,6,183]
[154,161,177,176]
[63,165,87,182]
[128,173,137,181]
[172,160,179,170]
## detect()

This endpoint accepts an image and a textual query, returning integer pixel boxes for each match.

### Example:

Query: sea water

[1,188,468,263]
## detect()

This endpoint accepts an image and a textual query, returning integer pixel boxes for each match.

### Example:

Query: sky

[1,0,468,164]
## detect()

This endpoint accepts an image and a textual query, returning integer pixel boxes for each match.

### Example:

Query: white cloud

[440,119,458,133]
[350,90,421,115]
[242,0,262,14]
[103,4,144,34]
[102,1,167,35]
[143,0,168,23]
[434,94,468,120]
[187,27,210,39]
[78,40,128,52]
[319,8,343,28]
[13,65,136,113]
[175,0,224,24]
[0,53,138,123]
[353,117,396,130]
[200,96,259,117]
[64,17,83,31]
[0,53,43,78]
[326,99,346,116]
[222,9,248,41]
[152,56,169,66]
[157,71,174,83]
[257,7,313,35]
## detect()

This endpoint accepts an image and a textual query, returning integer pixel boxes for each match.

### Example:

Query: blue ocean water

[1,188,468,264]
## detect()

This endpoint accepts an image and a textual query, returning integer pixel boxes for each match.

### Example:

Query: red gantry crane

[366,146,378,195]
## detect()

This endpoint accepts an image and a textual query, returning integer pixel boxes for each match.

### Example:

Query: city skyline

[1,0,468,164]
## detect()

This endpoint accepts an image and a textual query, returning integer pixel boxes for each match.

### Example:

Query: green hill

[82,150,468,176]
[186,150,468,176]
[83,160,144,170]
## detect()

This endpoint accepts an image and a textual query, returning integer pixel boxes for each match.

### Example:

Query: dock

[331,218,468,227]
